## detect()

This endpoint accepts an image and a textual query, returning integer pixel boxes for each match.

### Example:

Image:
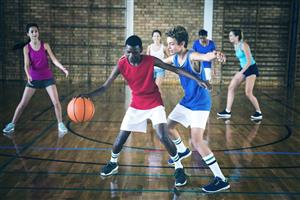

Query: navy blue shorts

[240,63,259,78]
[26,78,55,89]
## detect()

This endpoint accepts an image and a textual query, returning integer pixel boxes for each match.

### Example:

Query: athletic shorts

[26,78,55,89]
[204,68,212,81]
[240,63,259,78]
[168,104,210,129]
[154,67,165,78]
[120,105,167,133]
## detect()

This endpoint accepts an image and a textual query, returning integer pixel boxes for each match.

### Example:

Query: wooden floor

[1,80,300,200]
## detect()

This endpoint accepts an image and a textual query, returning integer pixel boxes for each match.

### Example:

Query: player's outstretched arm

[80,65,120,98]
[154,57,211,89]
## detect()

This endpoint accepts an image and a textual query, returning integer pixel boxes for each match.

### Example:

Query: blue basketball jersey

[172,50,211,111]
[192,40,216,69]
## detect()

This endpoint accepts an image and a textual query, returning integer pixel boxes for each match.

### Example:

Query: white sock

[110,151,120,163]
[203,153,226,181]
[225,108,231,113]
[172,137,187,153]
[171,153,183,169]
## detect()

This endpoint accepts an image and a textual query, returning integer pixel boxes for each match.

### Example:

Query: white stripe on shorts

[120,105,167,133]
[168,104,210,129]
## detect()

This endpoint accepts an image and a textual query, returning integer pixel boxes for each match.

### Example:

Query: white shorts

[168,104,210,129]
[120,105,167,133]
[204,68,211,81]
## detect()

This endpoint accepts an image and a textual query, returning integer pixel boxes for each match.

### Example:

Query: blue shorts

[154,67,165,79]
[240,63,259,78]
[26,78,55,89]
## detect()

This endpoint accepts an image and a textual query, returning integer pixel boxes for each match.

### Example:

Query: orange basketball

[67,97,95,123]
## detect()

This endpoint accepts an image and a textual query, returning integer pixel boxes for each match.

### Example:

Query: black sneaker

[251,112,262,120]
[174,168,187,187]
[202,176,230,193]
[167,148,192,166]
[100,162,119,176]
[217,109,231,118]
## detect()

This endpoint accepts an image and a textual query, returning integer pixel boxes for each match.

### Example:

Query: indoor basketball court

[0,0,300,199]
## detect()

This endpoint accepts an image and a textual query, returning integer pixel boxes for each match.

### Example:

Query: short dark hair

[152,29,162,37]
[166,26,189,48]
[198,29,207,36]
[125,35,142,48]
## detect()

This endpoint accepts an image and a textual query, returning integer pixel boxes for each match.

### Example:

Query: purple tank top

[28,42,53,80]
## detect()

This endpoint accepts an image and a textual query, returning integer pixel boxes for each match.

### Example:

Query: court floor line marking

[225,151,300,155]
[2,170,300,180]
[0,90,76,173]
[0,122,56,173]
[2,146,300,156]
[68,122,292,152]
[0,186,299,196]
[0,152,300,169]
[31,90,75,121]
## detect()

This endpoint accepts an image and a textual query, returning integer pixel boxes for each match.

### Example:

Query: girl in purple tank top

[3,23,69,135]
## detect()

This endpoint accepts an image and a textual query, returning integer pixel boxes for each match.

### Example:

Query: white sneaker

[3,122,15,134]
[58,122,68,133]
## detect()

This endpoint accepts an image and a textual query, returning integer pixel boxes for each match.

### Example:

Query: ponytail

[13,23,39,50]
[231,29,243,41]
[12,39,30,50]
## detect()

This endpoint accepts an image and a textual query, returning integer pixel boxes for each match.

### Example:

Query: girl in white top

[147,30,169,94]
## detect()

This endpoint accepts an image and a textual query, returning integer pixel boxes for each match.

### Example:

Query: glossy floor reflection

[0,81,300,199]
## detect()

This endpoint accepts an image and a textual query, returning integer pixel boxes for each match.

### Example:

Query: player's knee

[245,90,253,98]
[52,101,61,108]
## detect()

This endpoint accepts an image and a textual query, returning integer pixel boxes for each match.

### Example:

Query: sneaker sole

[100,166,119,177]
[168,150,192,166]
[3,129,15,134]
[250,116,262,120]
[175,179,187,187]
[202,184,230,193]
[58,129,68,134]
[217,113,231,118]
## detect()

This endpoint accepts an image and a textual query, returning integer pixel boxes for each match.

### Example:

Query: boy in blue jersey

[163,26,230,193]
[192,29,216,81]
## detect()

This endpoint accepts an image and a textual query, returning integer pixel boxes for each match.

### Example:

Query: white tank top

[150,44,164,60]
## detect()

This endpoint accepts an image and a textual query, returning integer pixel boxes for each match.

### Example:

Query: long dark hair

[13,23,39,50]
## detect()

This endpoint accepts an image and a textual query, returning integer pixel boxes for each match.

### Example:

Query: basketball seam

[73,97,79,123]
[83,98,86,122]
[91,100,95,120]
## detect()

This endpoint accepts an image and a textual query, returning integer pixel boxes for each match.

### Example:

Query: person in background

[192,29,216,82]
[147,29,169,94]
[217,29,262,120]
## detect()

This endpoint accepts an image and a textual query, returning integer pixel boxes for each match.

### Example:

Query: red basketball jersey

[118,55,163,110]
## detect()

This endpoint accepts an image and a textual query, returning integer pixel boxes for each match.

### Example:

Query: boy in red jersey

[82,35,217,186]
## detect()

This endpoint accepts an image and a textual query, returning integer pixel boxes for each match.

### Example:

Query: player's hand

[197,79,212,90]
[215,51,226,63]
[27,75,33,86]
[63,68,69,77]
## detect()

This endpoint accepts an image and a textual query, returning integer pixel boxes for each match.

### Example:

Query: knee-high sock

[203,153,226,181]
